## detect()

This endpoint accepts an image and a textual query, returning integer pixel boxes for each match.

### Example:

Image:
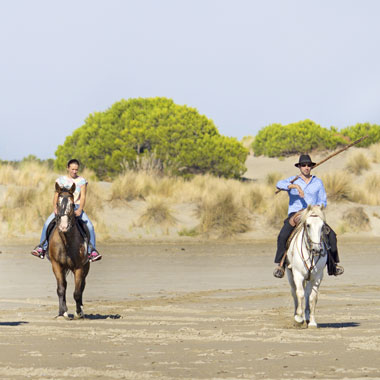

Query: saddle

[286,211,303,248]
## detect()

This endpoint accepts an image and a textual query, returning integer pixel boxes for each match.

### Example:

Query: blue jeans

[40,205,96,253]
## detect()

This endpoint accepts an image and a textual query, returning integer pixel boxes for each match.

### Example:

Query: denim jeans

[40,205,96,253]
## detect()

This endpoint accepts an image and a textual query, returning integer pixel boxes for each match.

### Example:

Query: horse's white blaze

[59,215,69,231]
[286,206,328,328]
[57,196,73,232]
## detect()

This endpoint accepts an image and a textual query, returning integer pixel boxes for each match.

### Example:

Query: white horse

[286,205,329,328]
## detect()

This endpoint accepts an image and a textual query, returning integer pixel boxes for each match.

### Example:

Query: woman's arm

[53,191,59,214]
[75,183,87,216]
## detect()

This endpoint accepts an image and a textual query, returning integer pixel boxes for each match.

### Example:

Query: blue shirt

[276,175,327,215]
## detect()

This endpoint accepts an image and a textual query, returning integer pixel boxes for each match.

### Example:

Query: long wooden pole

[275,135,368,194]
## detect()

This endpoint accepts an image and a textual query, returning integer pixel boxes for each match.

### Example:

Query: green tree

[340,123,380,147]
[55,97,247,179]
[252,120,346,157]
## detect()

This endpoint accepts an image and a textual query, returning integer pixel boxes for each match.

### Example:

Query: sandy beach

[0,239,379,379]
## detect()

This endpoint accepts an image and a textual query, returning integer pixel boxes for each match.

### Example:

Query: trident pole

[275,135,369,194]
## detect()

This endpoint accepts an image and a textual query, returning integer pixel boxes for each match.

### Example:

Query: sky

[1,0,380,161]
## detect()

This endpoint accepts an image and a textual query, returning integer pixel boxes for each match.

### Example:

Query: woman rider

[31,159,102,262]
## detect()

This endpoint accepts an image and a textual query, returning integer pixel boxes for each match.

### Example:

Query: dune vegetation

[1,141,380,241]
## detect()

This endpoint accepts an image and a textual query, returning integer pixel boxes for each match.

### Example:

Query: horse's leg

[51,261,69,319]
[305,281,312,324]
[73,264,89,319]
[293,273,305,324]
[286,267,298,317]
[308,275,323,328]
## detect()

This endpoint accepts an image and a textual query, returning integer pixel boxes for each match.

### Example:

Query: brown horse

[49,182,90,319]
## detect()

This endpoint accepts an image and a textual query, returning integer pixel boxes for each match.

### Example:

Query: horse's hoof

[307,321,318,328]
[55,313,71,321]
[74,311,84,320]
[294,315,304,324]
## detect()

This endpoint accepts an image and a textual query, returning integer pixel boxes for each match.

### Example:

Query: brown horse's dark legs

[73,264,89,317]
[52,262,68,316]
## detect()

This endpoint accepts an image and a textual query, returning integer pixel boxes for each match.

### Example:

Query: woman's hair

[67,159,80,168]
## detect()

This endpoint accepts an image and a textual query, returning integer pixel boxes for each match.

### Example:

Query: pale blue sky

[1,0,379,160]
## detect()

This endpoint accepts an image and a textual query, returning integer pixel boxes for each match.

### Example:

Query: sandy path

[0,240,379,379]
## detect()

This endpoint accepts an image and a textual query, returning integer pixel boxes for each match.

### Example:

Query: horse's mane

[294,205,326,235]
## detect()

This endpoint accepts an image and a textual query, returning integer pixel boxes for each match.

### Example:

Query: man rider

[273,154,344,278]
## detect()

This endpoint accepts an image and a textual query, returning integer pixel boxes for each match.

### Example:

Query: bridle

[299,214,328,279]
[56,191,75,231]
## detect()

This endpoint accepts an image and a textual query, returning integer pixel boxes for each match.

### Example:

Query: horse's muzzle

[311,246,324,256]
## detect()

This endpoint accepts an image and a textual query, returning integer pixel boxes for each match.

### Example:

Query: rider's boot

[88,249,102,262]
[31,245,46,259]
[273,263,285,278]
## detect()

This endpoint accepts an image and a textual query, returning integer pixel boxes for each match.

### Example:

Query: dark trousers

[275,214,340,275]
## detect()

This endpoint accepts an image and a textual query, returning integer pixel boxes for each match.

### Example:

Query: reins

[298,215,327,280]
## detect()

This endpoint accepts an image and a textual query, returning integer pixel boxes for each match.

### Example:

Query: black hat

[295,154,316,168]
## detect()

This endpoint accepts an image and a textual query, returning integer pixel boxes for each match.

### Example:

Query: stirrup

[88,250,102,262]
[273,266,285,278]
[31,246,45,259]
[334,265,344,276]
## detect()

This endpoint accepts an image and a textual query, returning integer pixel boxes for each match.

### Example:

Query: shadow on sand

[318,322,360,328]
[0,321,29,327]
[84,313,122,320]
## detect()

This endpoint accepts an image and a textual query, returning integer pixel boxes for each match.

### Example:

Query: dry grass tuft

[111,171,155,201]
[321,172,353,202]
[243,184,270,213]
[265,172,282,186]
[350,174,380,206]
[342,207,370,231]
[1,183,52,235]
[84,182,104,219]
[345,152,371,175]
[0,162,57,187]
[370,143,380,163]
[265,192,289,228]
[197,188,249,237]
[0,163,104,238]
[138,197,176,227]
[111,171,185,202]
[364,173,380,194]
[178,227,199,237]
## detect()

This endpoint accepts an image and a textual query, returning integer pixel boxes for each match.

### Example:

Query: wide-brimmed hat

[295,154,316,168]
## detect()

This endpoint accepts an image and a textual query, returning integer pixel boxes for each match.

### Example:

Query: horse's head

[303,205,327,255]
[55,182,76,232]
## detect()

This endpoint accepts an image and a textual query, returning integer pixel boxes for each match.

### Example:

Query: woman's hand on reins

[75,208,82,217]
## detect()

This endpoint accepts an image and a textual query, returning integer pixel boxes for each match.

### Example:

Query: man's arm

[277,176,304,198]
[318,180,327,208]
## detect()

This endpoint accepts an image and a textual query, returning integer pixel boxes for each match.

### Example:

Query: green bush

[252,120,346,157]
[55,97,248,180]
[340,123,380,147]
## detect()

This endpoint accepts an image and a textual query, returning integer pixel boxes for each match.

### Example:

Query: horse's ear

[55,182,62,193]
[320,204,325,210]
[69,183,76,194]
[307,204,312,211]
